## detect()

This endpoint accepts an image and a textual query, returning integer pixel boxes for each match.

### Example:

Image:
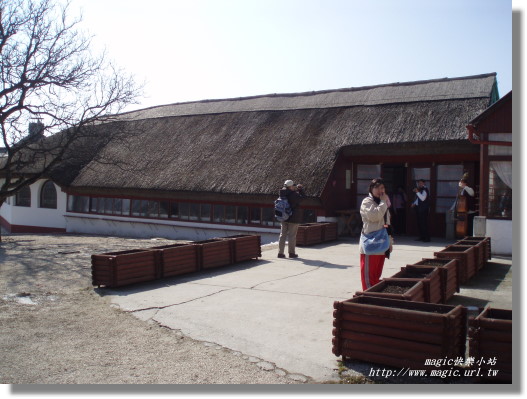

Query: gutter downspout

[466,124,512,146]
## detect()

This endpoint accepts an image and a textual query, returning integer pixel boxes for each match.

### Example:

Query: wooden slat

[339,335,443,360]
[163,267,198,277]
[336,320,445,344]
[338,303,451,324]
[336,311,445,334]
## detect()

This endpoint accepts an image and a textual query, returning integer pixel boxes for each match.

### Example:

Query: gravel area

[0,233,305,384]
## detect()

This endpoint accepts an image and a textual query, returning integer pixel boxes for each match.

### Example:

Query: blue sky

[68,0,514,111]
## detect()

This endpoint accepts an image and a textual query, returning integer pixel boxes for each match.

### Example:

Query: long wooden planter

[463,236,491,261]
[434,245,477,284]
[150,243,199,278]
[296,223,324,246]
[385,266,442,304]
[411,258,460,302]
[192,238,233,270]
[296,222,338,245]
[91,249,157,288]
[469,307,512,382]
[221,234,262,263]
[332,296,467,370]
[321,222,338,242]
[355,280,426,303]
[456,239,486,270]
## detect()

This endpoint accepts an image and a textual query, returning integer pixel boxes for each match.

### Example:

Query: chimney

[29,121,44,137]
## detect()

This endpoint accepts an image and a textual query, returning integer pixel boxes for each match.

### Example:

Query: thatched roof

[118,73,497,120]
[1,122,129,187]
[67,73,497,198]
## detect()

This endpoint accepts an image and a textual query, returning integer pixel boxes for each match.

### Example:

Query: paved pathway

[103,237,512,382]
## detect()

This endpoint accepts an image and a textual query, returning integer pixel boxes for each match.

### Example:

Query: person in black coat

[458,178,477,235]
[278,179,306,258]
[411,179,431,242]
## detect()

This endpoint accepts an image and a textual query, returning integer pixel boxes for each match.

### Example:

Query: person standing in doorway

[359,178,393,290]
[278,180,306,258]
[411,179,431,242]
[457,178,477,235]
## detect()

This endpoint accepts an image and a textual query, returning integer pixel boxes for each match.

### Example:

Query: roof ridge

[119,73,497,116]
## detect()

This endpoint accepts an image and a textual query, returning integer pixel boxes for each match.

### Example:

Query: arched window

[40,181,57,209]
[15,186,31,207]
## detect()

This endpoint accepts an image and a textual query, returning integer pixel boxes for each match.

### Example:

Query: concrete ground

[102,236,513,383]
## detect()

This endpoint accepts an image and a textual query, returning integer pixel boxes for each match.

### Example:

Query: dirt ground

[0,233,306,385]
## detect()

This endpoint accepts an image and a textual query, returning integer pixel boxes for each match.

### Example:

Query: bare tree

[0,0,142,240]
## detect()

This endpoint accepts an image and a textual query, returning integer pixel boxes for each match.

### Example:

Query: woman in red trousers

[359,178,393,290]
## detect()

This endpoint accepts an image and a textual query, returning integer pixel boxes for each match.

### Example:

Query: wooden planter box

[296,223,324,246]
[192,238,233,270]
[221,234,262,263]
[434,245,477,284]
[91,249,157,288]
[463,236,491,261]
[150,243,199,278]
[456,239,486,270]
[321,222,338,242]
[355,280,426,303]
[469,307,512,382]
[411,258,460,302]
[448,244,479,280]
[332,296,467,370]
[384,266,442,304]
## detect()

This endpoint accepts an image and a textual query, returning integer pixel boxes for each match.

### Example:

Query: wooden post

[479,133,489,217]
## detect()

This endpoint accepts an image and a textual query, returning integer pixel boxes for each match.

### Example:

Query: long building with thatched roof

[1,73,500,243]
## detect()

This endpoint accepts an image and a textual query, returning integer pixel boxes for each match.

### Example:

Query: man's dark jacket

[415,186,430,211]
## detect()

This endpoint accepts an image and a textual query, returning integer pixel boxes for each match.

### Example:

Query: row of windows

[354,164,467,213]
[67,195,317,226]
[11,181,57,209]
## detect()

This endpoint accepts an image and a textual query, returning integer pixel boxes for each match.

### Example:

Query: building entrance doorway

[382,164,408,235]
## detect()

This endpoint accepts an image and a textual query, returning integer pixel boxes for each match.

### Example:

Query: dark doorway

[382,164,408,235]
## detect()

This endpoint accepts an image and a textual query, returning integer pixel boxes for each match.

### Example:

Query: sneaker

[277,253,286,258]
[288,253,299,258]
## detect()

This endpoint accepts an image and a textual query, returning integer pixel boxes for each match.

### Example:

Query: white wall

[0,193,13,224]
[0,179,67,230]
[65,213,280,244]
[486,219,512,256]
